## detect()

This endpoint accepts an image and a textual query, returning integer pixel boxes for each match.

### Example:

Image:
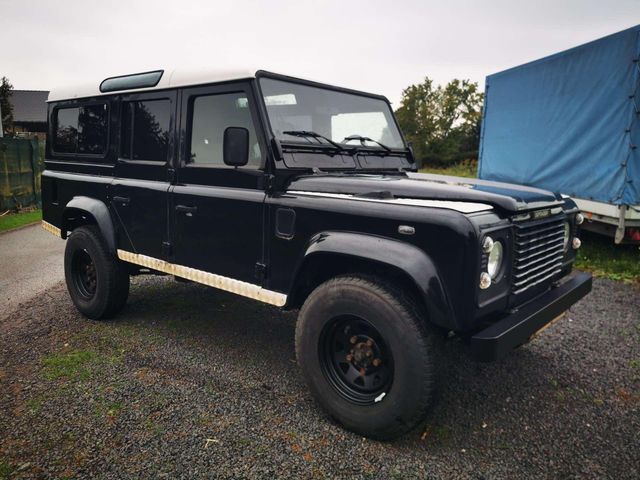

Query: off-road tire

[296,275,437,440]
[64,225,129,319]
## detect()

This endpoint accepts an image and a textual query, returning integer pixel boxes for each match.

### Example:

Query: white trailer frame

[572,197,640,244]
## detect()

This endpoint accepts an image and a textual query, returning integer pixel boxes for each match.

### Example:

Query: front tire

[296,275,437,440]
[64,225,129,320]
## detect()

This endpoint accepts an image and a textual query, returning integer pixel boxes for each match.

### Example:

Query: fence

[0,138,45,211]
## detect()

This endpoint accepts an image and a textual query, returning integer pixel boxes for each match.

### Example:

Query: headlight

[563,222,571,251]
[487,240,503,279]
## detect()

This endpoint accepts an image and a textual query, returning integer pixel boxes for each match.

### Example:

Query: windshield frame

[255,71,410,155]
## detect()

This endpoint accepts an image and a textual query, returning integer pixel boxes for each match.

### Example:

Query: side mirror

[223,127,249,167]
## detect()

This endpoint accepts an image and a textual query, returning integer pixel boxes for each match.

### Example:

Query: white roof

[47,68,258,102]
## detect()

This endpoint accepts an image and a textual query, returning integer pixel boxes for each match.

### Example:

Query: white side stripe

[287,191,493,214]
[117,250,287,307]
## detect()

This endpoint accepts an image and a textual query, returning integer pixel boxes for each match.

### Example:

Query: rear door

[171,82,267,284]
[111,91,176,259]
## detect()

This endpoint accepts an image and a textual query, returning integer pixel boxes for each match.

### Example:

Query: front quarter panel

[266,192,482,331]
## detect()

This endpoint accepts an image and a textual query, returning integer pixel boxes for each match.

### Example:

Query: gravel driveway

[0,275,638,479]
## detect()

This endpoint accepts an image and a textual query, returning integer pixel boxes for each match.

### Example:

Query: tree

[0,76,14,135]
[395,77,483,166]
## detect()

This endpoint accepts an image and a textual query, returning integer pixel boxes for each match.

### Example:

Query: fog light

[572,237,581,250]
[576,213,584,225]
[483,236,494,253]
[479,272,492,289]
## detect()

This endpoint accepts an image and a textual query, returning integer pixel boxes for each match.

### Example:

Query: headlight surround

[563,222,571,252]
[487,240,504,279]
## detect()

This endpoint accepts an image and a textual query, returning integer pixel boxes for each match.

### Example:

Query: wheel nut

[366,351,372,357]
[350,336,358,344]
[372,358,382,367]
[346,354,353,362]
[366,339,374,347]
[359,368,366,376]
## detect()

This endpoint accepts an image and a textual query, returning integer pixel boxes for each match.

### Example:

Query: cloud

[0,0,636,105]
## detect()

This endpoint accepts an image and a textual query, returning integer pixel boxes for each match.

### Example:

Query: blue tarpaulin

[479,26,640,206]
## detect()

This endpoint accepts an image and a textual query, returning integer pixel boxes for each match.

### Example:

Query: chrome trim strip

[116,250,287,307]
[514,262,563,287]
[513,255,564,278]
[41,220,61,237]
[288,190,493,214]
[513,269,562,294]
[515,247,564,269]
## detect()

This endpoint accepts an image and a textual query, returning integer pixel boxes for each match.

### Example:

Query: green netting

[0,138,45,211]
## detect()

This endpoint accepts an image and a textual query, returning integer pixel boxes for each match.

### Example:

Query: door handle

[113,196,130,206]
[175,204,198,214]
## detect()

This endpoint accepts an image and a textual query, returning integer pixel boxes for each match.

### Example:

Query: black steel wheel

[320,315,393,405]
[71,248,97,299]
[296,275,438,440]
[64,225,130,320]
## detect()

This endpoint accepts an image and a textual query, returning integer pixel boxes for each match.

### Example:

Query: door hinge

[255,262,268,280]
[167,168,176,183]
[162,241,173,258]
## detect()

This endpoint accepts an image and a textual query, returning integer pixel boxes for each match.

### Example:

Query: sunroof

[99,70,164,93]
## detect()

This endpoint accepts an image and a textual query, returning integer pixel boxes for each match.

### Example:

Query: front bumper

[470,271,592,362]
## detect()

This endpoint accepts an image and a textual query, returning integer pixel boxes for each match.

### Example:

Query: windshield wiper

[342,135,392,152]
[282,130,346,151]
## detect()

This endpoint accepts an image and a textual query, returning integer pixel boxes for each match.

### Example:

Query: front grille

[512,214,565,295]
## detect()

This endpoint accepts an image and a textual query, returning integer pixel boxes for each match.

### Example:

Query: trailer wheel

[64,225,129,320]
[296,275,437,440]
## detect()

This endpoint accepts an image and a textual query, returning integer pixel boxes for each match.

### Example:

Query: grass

[0,460,13,480]
[575,232,640,282]
[420,160,640,282]
[0,209,41,232]
[41,350,98,381]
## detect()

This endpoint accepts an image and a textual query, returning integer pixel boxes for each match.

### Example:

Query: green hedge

[0,138,45,210]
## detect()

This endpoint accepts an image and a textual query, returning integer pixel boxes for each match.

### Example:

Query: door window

[120,99,170,161]
[189,92,262,167]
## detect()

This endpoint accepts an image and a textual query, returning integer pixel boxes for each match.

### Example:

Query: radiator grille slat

[512,214,565,294]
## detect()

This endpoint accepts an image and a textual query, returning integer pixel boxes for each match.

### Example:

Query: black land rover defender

[42,69,592,439]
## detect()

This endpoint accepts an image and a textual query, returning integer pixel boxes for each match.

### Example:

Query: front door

[111,91,176,259]
[171,82,266,284]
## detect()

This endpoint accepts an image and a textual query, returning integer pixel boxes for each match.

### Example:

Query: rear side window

[54,107,79,153]
[53,104,108,155]
[120,99,170,162]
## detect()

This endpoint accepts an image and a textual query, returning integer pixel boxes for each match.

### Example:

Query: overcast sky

[0,0,638,105]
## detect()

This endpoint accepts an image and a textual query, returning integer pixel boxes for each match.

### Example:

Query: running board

[117,249,287,307]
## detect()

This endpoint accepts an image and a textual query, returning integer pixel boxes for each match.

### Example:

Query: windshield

[259,78,405,150]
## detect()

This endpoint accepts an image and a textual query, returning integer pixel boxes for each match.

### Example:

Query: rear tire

[296,275,437,440]
[64,225,129,320]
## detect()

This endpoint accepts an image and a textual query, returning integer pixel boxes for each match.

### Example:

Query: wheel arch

[287,231,455,330]
[62,196,117,253]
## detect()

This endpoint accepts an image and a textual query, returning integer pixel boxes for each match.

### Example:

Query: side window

[189,92,262,166]
[54,107,79,153]
[53,104,108,155]
[78,104,108,154]
[120,99,170,162]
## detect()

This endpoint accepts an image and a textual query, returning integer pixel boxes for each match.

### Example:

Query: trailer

[479,25,640,243]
